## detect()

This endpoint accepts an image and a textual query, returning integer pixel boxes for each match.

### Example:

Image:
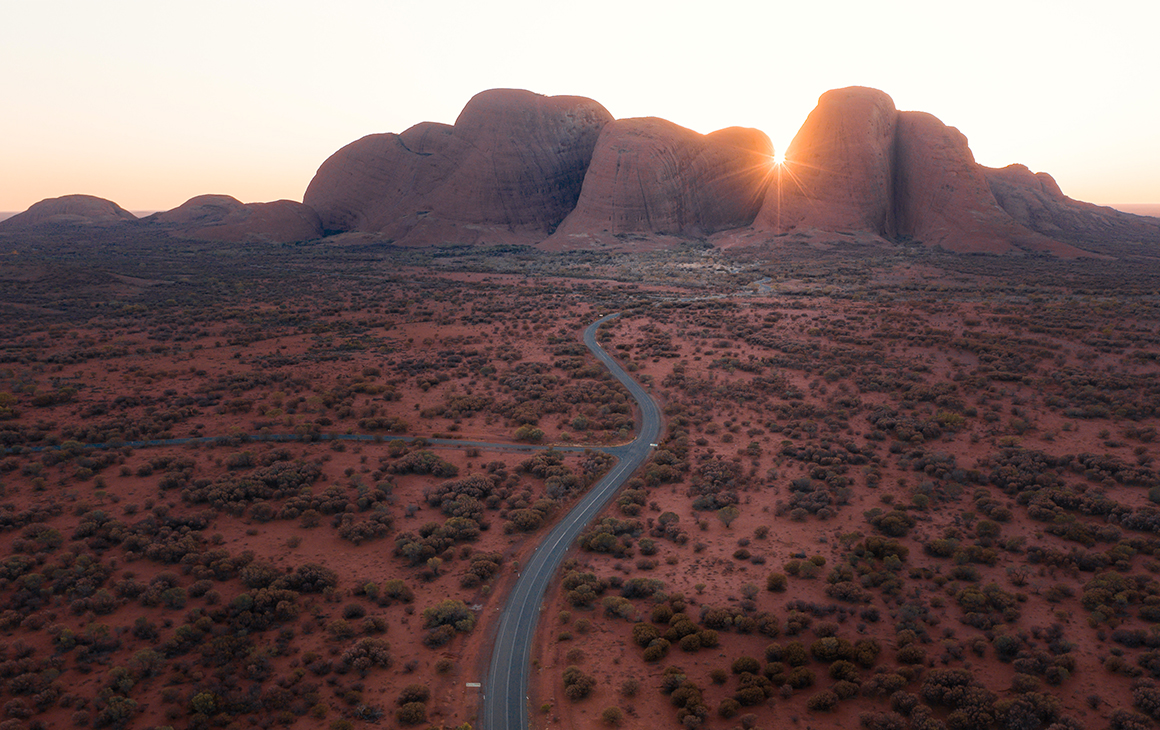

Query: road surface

[481,313,661,730]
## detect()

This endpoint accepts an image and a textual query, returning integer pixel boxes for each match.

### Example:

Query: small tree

[717,505,741,528]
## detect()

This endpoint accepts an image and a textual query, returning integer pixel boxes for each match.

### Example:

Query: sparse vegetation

[0,229,1157,730]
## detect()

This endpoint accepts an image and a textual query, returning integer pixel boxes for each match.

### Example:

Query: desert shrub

[277,563,338,593]
[1110,709,1152,730]
[381,579,414,603]
[807,690,839,712]
[783,641,810,667]
[342,603,366,620]
[859,711,907,730]
[396,685,430,705]
[423,599,475,632]
[679,633,702,652]
[766,572,788,592]
[827,580,873,603]
[785,666,816,689]
[643,639,671,662]
[830,660,860,683]
[754,612,780,638]
[602,596,635,620]
[811,636,854,662]
[338,638,391,674]
[395,701,427,725]
[920,667,997,726]
[1134,684,1160,720]
[897,644,926,665]
[563,666,596,701]
[718,698,741,718]
[732,656,760,674]
[866,508,916,537]
[956,582,1021,629]
[601,706,624,725]
[389,450,458,477]
[336,512,393,545]
[93,695,138,729]
[633,622,660,647]
[621,577,664,598]
[515,425,545,443]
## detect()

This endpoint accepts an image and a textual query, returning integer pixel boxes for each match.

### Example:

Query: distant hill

[0,194,321,244]
[1110,203,1160,217]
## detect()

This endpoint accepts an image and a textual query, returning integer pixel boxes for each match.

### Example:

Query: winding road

[481,313,661,730]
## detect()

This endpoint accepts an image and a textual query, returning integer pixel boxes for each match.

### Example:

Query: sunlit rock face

[755,87,897,236]
[984,163,1160,244]
[0,194,137,230]
[303,89,613,245]
[553,118,774,237]
[148,195,323,243]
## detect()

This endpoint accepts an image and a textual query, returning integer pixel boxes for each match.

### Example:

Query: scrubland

[1,229,1159,730]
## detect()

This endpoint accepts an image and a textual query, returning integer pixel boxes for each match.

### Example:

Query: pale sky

[2,0,1157,213]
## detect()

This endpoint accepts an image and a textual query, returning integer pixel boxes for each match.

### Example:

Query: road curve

[481,313,661,730]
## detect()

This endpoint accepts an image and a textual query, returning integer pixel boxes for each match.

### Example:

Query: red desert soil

[0,236,1159,730]
[527,285,1160,730]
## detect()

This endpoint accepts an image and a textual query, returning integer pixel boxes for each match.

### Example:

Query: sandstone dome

[0,194,137,230]
[554,118,774,238]
[303,89,613,245]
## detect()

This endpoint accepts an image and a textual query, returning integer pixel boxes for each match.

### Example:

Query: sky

[2,0,1158,213]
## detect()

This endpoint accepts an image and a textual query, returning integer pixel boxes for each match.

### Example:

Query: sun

[772,150,787,166]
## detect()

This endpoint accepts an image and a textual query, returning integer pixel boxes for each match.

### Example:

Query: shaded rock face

[0,194,136,230]
[148,195,322,243]
[891,113,1088,256]
[753,88,1094,256]
[756,87,897,235]
[985,164,1160,246]
[303,89,613,244]
[554,118,773,238]
[893,111,1032,253]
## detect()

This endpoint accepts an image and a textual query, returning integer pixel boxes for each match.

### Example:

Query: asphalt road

[481,312,661,730]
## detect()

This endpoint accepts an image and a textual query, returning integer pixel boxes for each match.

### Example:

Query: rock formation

[551,119,773,239]
[753,88,1101,256]
[303,88,613,245]
[0,194,136,230]
[891,111,1075,255]
[7,87,1154,259]
[147,194,322,243]
[756,87,897,236]
[0,193,321,243]
[984,164,1160,249]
